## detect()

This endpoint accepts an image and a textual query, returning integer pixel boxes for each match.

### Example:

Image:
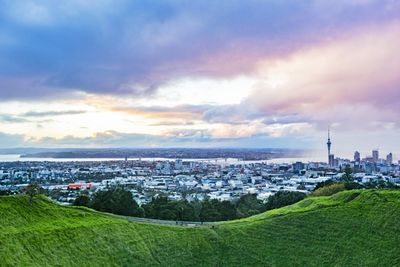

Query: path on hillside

[121,215,219,227]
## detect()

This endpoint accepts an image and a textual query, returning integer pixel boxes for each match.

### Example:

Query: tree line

[311,167,400,196]
[73,188,306,222]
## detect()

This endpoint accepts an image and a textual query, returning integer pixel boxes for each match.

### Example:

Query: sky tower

[327,128,332,166]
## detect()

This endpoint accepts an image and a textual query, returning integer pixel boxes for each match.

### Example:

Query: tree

[218,200,237,221]
[313,180,335,191]
[24,182,41,205]
[179,201,197,221]
[199,199,221,222]
[142,195,170,219]
[236,194,264,218]
[191,198,203,221]
[142,196,200,221]
[265,191,306,210]
[364,180,400,189]
[73,195,90,207]
[158,209,177,220]
[90,187,143,216]
[0,190,12,196]
[344,182,363,190]
[341,167,354,183]
[297,183,306,190]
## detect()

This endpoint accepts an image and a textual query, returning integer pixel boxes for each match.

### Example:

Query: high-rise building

[354,154,360,163]
[327,129,332,166]
[175,159,183,170]
[293,162,305,174]
[386,153,393,165]
[354,151,361,163]
[372,150,379,163]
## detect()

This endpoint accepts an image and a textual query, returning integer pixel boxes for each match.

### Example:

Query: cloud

[201,105,262,124]
[1,0,399,99]
[0,132,25,147]
[246,21,400,131]
[111,105,209,119]
[22,110,87,117]
[149,121,196,127]
[0,114,31,123]
[0,110,86,124]
[24,129,313,149]
[0,1,399,152]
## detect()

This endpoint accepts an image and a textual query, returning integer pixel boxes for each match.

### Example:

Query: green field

[1,190,400,266]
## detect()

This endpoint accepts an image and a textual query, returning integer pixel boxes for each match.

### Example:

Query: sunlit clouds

[0,0,399,153]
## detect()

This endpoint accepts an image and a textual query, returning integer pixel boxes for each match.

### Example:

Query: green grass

[1,190,400,266]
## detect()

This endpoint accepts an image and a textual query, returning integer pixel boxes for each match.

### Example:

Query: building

[354,151,361,163]
[175,159,183,170]
[372,150,379,163]
[386,153,393,165]
[293,162,305,174]
[67,183,94,190]
[327,129,333,166]
[365,162,376,174]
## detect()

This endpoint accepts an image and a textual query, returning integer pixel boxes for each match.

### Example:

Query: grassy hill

[1,190,400,266]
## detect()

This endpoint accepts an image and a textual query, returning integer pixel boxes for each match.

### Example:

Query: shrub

[313,180,335,191]
[344,182,363,190]
[312,183,346,197]
[73,195,90,207]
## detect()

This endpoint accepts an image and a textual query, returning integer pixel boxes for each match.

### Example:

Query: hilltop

[1,190,400,266]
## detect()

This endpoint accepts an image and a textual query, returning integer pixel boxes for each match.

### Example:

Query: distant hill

[1,190,399,266]
[0,147,69,155]
[19,147,306,160]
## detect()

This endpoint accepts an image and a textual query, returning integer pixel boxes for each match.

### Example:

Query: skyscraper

[386,153,393,165]
[354,151,361,163]
[372,150,379,163]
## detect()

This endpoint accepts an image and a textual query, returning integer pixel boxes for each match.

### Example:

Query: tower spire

[327,127,332,165]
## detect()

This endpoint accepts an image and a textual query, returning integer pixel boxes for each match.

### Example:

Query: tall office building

[354,151,361,163]
[372,150,379,163]
[293,162,305,174]
[386,153,393,165]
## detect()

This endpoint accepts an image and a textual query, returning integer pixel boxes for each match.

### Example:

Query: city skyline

[327,129,396,166]
[0,1,400,155]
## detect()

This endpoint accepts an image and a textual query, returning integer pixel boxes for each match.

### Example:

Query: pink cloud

[247,21,400,130]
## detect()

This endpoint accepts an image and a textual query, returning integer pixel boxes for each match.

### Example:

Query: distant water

[0,154,324,164]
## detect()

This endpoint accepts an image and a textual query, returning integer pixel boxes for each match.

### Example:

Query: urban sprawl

[1,137,399,205]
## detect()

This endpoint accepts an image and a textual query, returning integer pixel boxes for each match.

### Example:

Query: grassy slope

[1,190,400,267]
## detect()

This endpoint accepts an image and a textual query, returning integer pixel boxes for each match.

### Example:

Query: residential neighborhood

[1,149,399,205]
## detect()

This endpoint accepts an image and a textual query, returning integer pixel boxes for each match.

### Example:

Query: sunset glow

[0,0,399,157]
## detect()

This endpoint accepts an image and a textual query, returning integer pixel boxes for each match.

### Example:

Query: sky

[0,0,400,158]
